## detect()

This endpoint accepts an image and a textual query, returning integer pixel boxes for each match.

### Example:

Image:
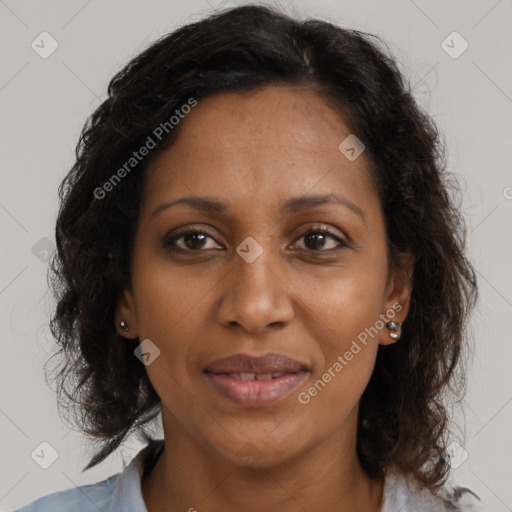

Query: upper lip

[204,352,310,374]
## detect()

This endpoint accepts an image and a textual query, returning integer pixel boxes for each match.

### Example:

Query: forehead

[142,85,379,222]
[178,85,346,148]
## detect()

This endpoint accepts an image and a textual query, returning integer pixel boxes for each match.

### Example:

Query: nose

[217,250,294,335]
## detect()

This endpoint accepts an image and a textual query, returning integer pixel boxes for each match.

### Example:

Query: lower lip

[205,371,309,407]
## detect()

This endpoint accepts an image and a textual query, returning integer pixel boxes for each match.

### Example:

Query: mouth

[203,352,310,407]
[220,372,290,380]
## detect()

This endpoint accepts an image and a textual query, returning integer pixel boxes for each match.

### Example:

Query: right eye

[162,228,224,252]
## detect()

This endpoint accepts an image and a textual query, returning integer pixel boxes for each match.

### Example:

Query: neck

[141,408,384,512]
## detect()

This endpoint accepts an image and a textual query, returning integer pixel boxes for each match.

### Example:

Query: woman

[14,4,483,511]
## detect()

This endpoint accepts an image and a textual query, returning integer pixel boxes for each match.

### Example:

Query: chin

[210,432,309,470]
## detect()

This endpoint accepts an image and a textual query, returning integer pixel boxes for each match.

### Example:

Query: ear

[379,250,414,346]
[115,288,139,339]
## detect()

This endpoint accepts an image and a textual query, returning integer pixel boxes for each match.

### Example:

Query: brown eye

[293,228,347,252]
[163,229,223,252]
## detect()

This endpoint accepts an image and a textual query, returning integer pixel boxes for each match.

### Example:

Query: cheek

[129,261,210,400]
[132,256,208,340]
[292,261,385,404]
[294,259,386,347]
[297,287,380,424]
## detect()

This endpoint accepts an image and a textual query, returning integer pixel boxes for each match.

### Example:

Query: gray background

[1,0,511,510]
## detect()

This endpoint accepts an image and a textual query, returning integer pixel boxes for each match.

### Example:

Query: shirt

[12,439,484,511]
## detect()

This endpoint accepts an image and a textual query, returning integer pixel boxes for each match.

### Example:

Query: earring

[386,321,402,340]
[119,320,129,332]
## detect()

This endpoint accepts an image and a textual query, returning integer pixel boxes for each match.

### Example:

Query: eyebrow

[149,193,365,221]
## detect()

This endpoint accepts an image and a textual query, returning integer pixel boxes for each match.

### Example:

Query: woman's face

[117,85,412,468]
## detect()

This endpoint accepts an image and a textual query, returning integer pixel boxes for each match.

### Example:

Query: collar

[113,439,165,512]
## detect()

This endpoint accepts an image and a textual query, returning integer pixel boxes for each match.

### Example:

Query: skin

[116,85,413,512]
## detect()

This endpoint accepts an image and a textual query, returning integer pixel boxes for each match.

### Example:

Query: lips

[225,372,287,380]
[204,352,309,374]
[204,353,310,407]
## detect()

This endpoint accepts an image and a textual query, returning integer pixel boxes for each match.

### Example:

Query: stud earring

[386,321,402,340]
[119,320,129,332]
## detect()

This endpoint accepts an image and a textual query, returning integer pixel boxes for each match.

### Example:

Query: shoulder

[11,439,164,512]
[382,471,485,511]
[11,474,120,512]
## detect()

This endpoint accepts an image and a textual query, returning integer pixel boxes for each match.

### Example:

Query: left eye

[293,228,346,252]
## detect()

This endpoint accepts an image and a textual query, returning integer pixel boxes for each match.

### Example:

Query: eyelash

[162,226,348,254]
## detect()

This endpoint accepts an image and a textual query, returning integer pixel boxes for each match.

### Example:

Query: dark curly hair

[47,3,478,494]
